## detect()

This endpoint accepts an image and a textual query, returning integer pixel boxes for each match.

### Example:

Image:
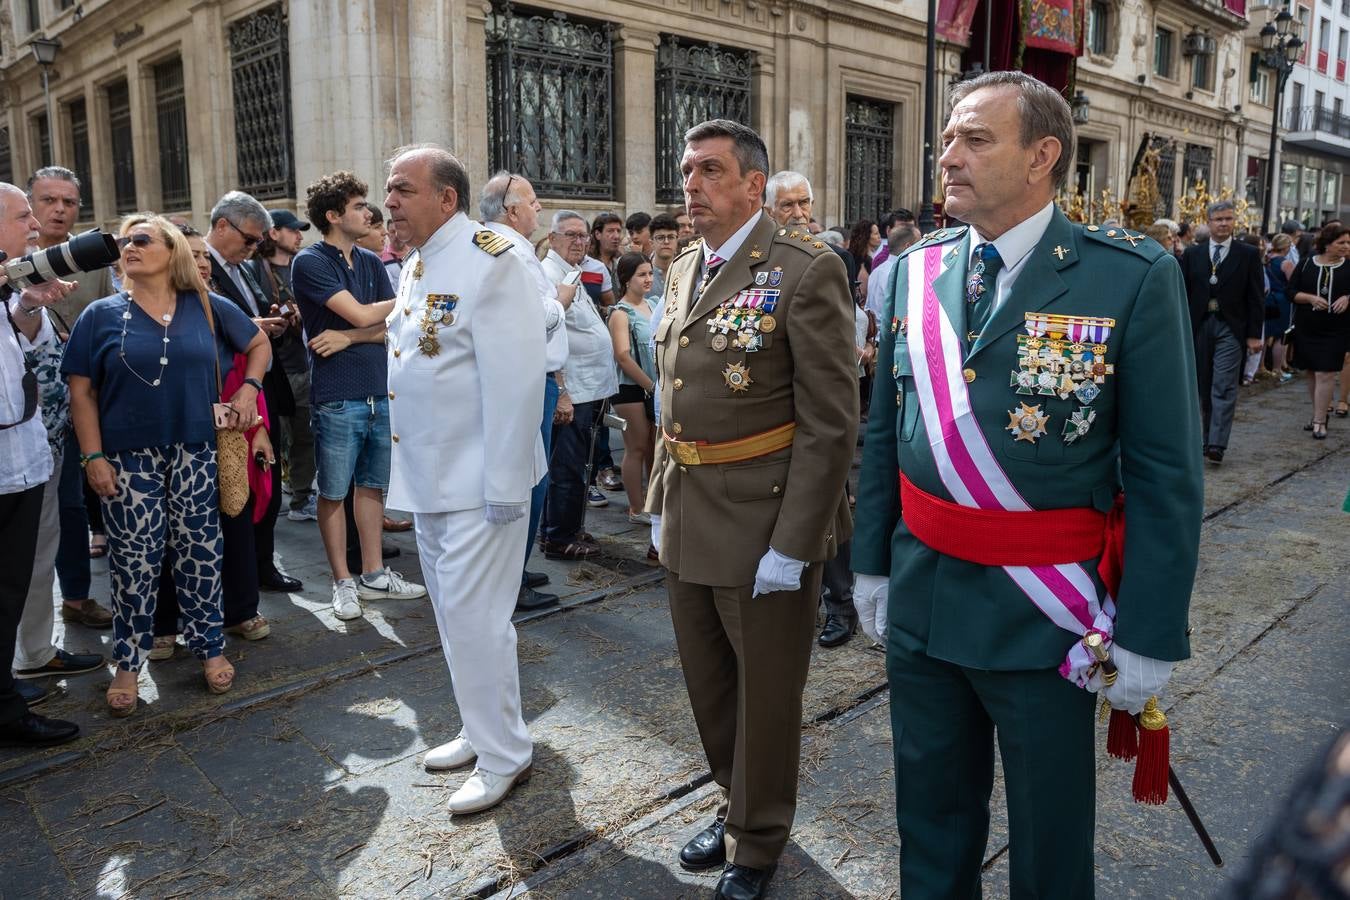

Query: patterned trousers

[101,443,224,671]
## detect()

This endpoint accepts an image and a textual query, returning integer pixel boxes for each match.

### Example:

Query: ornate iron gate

[486,3,614,199]
[655,36,754,204]
[1153,136,1177,218]
[845,96,895,226]
[106,81,137,214]
[155,59,191,210]
[1183,142,1213,195]
[229,4,294,201]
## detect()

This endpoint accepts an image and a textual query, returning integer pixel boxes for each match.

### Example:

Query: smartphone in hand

[212,403,234,429]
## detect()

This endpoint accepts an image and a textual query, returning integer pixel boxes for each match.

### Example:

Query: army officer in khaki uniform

[646,119,857,900]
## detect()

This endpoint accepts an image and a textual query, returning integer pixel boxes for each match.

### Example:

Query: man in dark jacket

[1181,199,1264,464]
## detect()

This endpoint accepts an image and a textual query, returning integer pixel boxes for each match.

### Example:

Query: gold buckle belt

[663,422,796,466]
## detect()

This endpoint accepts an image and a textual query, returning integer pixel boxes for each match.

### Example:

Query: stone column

[614,25,659,213]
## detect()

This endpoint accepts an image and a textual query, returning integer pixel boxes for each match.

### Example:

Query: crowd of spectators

[2,146,1342,746]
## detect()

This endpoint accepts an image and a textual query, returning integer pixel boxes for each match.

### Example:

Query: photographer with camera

[0,182,81,747]
[27,167,117,630]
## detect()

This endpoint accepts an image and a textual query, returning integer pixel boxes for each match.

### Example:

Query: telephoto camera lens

[1,229,120,290]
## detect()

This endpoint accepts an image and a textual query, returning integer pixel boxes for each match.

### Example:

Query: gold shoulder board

[473,229,512,257]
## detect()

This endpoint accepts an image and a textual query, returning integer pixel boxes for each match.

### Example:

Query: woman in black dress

[1289,224,1350,439]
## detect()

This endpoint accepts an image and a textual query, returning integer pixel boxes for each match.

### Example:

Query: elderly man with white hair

[478,172,573,612]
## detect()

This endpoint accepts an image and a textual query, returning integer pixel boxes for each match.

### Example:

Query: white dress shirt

[966,201,1057,315]
[207,243,260,315]
[484,221,569,373]
[0,297,54,494]
[539,250,618,405]
[1208,236,1232,268]
[701,212,761,267]
[867,254,899,321]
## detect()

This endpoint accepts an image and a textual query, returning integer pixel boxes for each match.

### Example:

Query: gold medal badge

[1007,402,1049,443]
[722,362,752,392]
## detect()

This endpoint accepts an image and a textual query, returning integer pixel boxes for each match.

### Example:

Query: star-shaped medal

[1062,406,1096,445]
[1007,403,1049,443]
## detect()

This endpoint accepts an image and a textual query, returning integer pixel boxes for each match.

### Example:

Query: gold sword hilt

[1084,632,1118,686]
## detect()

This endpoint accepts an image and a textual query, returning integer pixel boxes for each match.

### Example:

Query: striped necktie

[967,242,1004,335]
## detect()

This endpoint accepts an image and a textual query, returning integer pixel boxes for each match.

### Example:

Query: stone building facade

[0,0,1334,233]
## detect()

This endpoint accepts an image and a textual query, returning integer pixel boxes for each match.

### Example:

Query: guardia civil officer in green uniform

[851,71,1204,898]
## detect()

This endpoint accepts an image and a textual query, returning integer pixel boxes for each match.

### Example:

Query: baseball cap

[1280,219,1302,234]
[268,209,311,231]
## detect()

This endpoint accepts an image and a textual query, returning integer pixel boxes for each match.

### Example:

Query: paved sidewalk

[1,377,1347,898]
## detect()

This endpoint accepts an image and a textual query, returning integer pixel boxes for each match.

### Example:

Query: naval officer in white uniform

[383,146,546,814]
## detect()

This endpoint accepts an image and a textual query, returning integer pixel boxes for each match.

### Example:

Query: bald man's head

[0,183,39,261]
[383,146,470,248]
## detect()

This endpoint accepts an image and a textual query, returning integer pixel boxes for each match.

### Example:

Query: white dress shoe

[446,764,532,815]
[424,736,477,771]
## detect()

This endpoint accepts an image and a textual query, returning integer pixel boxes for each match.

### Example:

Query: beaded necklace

[118,291,175,388]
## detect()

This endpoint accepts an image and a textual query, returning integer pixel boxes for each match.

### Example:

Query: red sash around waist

[899,472,1125,595]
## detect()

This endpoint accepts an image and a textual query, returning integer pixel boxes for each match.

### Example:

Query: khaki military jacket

[646,213,858,587]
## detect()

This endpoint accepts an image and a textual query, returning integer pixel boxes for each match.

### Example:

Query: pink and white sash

[904,245,1113,686]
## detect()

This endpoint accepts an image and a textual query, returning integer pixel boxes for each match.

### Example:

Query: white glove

[752,548,805,597]
[650,514,661,551]
[852,574,889,645]
[1090,643,1174,715]
[484,502,526,525]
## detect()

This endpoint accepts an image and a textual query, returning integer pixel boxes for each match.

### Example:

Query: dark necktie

[694,252,725,305]
[967,242,1004,335]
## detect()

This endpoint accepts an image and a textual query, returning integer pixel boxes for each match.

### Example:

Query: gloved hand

[752,548,805,597]
[484,502,527,525]
[1088,642,1174,715]
[852,574,889,644]
[650,514,661,551]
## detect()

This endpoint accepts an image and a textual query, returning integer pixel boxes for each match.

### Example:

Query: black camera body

[1,229,120,290]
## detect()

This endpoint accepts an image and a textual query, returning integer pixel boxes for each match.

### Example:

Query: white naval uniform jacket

[385,213,547,514]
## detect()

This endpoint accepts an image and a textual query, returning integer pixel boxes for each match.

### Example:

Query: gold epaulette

[473,229,513,257]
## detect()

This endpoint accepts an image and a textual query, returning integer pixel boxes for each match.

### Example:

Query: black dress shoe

[524,570,550,589]
[259,569,303,592]
[818,614,857,648]
[714,863,776,900]
[1203,446,1225,464]
[516,587,559,613]
[0,712,80,748]
[679,819,726,871]
[15,680,49,707]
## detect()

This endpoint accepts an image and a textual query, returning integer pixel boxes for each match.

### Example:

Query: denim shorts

[312,396,391,500]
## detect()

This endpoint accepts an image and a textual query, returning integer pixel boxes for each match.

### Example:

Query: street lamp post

[1257,9,1302,235]
[30,36,61,166]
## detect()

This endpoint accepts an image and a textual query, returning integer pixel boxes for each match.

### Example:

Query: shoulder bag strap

[198,290,225,401]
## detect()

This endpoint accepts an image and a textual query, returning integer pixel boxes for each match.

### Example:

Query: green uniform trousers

[667,566,824,869]
[888,629,1097,899]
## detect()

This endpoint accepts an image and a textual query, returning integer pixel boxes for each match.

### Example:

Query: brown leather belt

[662,422,796,466]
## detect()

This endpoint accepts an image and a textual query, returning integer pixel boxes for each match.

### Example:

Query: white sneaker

[357,567,428,601]
[446,764,533,815]
[287,497,318,522]
[424,735,477,771]
[331,579,362,621]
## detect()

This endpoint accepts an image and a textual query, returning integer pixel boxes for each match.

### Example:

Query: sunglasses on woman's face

[118,233,159,249]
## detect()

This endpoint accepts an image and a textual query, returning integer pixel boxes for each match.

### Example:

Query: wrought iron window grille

[486,2,615,199]
[229,4,295,201]
[106,81,137,214]
[845,96,895,226]
[655,36,754,204]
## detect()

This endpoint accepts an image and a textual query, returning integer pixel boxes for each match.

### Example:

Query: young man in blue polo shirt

[291,171,426,621]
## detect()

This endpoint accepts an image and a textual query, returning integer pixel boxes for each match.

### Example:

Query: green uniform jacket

[852,208,1203,670]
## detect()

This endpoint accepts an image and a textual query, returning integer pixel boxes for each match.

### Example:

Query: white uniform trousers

[414,507,533,776]
[14,458,62,671]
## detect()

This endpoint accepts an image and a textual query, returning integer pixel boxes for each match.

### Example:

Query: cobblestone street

[1,376,1346,899]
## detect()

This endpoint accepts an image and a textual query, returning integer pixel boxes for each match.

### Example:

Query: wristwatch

[243,377,265,393]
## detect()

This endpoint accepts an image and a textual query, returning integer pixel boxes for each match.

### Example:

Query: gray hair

[684,119,770,180]
[818,230,846,249]
[949,71,1076,189]
[479,170,526,223]
[387,144,470,214]
[210,190,271,230]
[26,165,81,197]
[1206,199,1236,217]
[550,209,585,233]
[765,171,812,208]
[1152,217,1179,235]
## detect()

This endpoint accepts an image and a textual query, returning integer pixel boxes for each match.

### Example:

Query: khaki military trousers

[667,565,824,869]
